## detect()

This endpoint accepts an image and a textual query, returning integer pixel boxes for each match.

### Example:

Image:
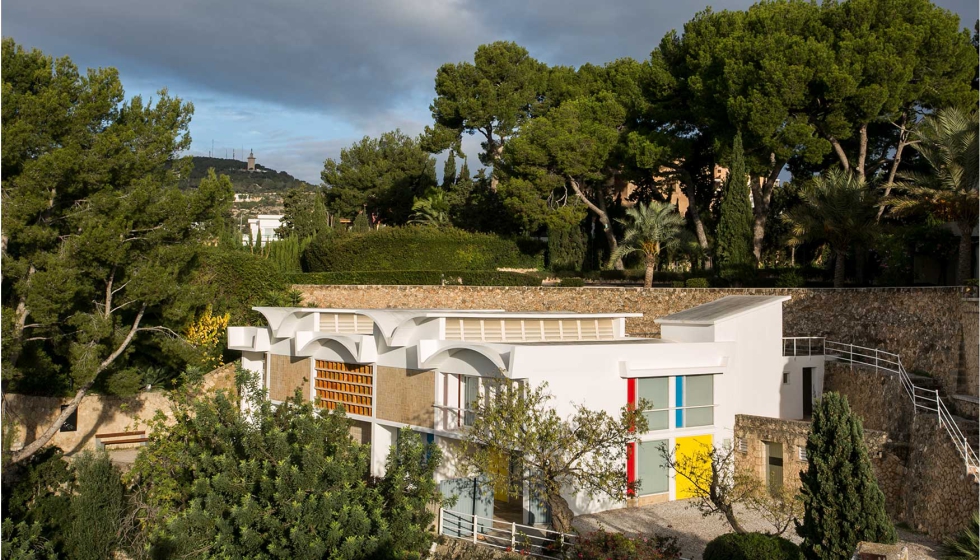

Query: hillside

[177,156,312,193]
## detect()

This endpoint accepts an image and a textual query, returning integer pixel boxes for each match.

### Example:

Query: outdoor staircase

[823,341,980,480]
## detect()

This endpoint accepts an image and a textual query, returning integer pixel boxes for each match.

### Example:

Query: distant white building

[243,214,283,246]
[228,296,826,526]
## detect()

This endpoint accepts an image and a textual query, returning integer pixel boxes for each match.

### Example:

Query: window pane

[643,410,669,431]
[637,439,669,495]
[684,406,713,427]
[637,377,669,410]
[685,375,713,407]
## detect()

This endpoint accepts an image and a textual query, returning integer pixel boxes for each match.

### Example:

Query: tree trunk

[644,259,654,289]
[749,157,786,264]
[752,212,766,265]
[834,251,847,288]
[721,503,747,534]
[546,492,575,535]
[9,304,147,464]
[681,178,712,270]
[957,222,975,285]
[877,114,910,222]
[568,177,622,270]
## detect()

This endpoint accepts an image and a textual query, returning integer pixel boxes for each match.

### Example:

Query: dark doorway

[802,368,813,418]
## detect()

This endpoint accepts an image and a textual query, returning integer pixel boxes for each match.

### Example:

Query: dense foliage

[703,532,802,560]
[287,270,542,286]
[1,39,234,460]
[126,375,442,559]
[190,247,290,325]
[302,226,542,272]
[570,530,682,560]
[796,392,895,560]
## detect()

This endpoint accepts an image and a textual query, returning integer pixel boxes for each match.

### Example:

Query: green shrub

[548,224,586,272]
[192,247,288,325]
[67,451,125,560]
[703,532,802,560]
[287,270,541,287]
[672,280,685,288]
[776,270,805,288]
[685,277,710,288]
[302,226,542,272]
[559,277,586,287]
[570,529,682,559]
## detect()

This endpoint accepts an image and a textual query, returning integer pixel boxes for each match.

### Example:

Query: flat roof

[655,295,790,325]
[287,308,641,320]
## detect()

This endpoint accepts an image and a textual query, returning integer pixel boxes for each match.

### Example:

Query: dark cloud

[4,0,976,181]
[9,0,972,121]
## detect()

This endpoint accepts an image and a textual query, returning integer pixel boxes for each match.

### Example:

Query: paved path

[572,501,943,560]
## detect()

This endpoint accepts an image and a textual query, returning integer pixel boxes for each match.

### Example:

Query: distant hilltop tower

[247,149,256,171]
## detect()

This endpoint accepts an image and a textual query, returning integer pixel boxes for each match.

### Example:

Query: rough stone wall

[734,414,887,495]
[4,365,237,454]
[826,362,980,539]
[902,414,980,538]
[959,298,978,397]
[376,366,435,428]
[824,363,916,439]
[298,286,966,397]
[269,355,310,402]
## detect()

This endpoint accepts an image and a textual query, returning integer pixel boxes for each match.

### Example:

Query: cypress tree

[442,151,457,189]
[796,392,895,560]
[353,212,370,233]
[716,133,755,275]
[68,451,125,560]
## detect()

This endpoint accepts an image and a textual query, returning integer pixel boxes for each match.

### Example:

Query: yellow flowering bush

[185,306,230,370]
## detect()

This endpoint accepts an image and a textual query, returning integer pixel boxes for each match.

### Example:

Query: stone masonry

[826,362,980,540]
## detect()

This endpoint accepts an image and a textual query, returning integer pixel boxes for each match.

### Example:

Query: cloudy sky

[5,0,977,182]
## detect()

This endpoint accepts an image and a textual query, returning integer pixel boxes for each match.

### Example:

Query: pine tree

[442,151,457,190]
[716,133,755,276]
[796,392,895,560]
[68,451,125,560]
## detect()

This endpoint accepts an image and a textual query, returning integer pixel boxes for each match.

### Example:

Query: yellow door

[674,434,713,500]
[489,451,510,501]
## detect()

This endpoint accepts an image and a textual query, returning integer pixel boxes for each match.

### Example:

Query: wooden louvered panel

[541,320,561,341]
[318,314,374,335]
[444,319,462,339]
[482,320,503,342]
[462,319,482,341]
[314,360,373,417]
[579,319,600,340]
[503,320,523,341]
[596,319,614,339]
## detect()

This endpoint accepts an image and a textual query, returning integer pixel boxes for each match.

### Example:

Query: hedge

[703,533,802,560]
[302,226,543,272]
[287,270,542,287]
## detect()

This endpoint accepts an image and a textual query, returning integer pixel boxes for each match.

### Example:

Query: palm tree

[890,107,979,285]
[409,189,450,227]
[783,169,879,288]
[608,201,686,288]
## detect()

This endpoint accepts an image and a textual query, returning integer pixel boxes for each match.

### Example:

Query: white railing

[816,340,980,474]
[438,508,575,558]
[782,337,826,357]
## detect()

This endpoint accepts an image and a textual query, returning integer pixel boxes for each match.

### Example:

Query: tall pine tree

[716,133,755,274]
[796,392,895,560]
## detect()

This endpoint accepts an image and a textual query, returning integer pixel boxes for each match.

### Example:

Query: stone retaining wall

[298,286,968,399]
[3,364,237,454]
[826,362,980,539]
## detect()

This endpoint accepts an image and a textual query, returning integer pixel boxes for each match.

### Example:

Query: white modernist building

[228,295,825,524]
[242,214,284,246]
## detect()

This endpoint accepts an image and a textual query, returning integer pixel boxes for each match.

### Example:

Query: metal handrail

[820,340,980,472]
[438,508,575,558]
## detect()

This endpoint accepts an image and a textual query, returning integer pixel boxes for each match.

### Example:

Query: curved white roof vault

[417,340,511,373]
